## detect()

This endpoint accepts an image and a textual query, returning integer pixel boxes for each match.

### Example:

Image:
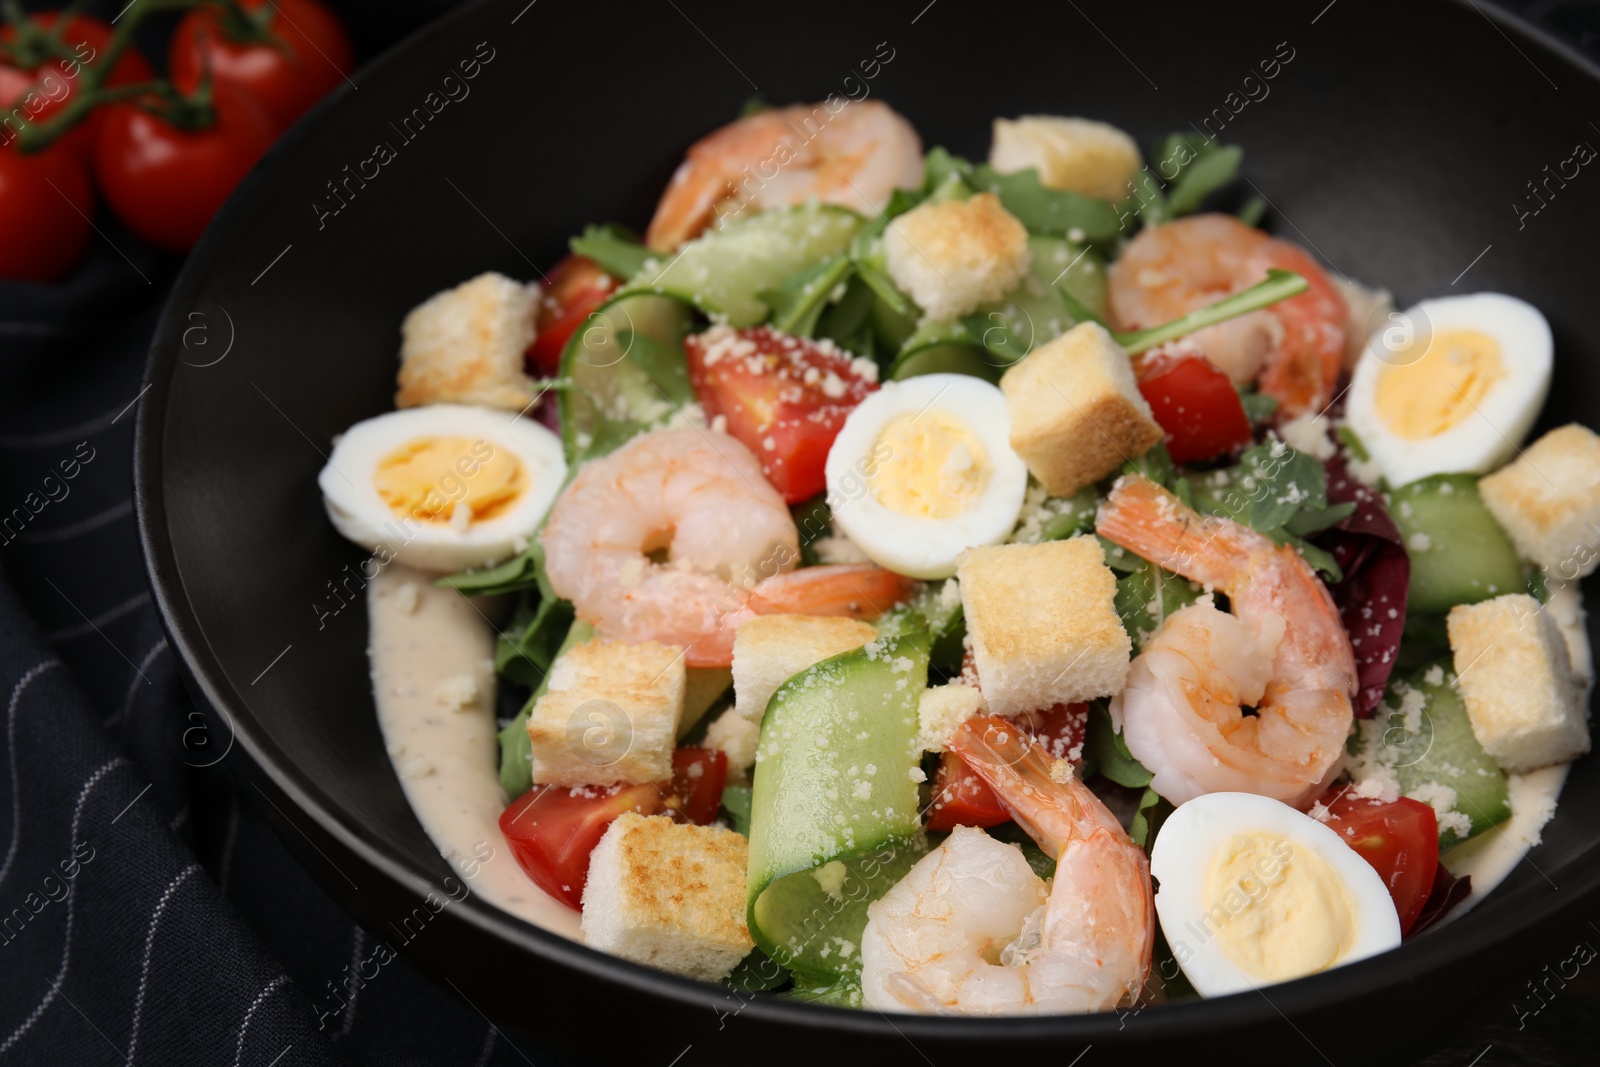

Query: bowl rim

[133,0,1600,1045]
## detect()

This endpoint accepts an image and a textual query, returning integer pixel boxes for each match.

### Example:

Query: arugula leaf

[970,163,1121,242]
[1238,387,1278,425]
[1186,441,1350,580]
[1284,501,1358,538]
[496,593,575,689]
[1084,703,1153,789]
[569,223,653,280]
[1119,166,1170,230]
[815,274,877,357]
[1167,145,1243,215]
[853,259,914,318]
[1116,269,1307,355]
[1129,787,1170,850]
[1237,195,1268,228]
[919,146,974,197]
[439,545,544,596]
[497,618,594,796]
[1120,442,1176,490]
[849,187,922,260]
[761,255,852,338]
[1189,440,1332,533]
[1275,529,1344,582]
[1115,561,1202,653]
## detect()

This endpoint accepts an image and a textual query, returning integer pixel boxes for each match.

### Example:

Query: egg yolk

[373,436,525,525]
[1375,328,1506,440]
[1204,831,1357,983]
[867,412,991,519]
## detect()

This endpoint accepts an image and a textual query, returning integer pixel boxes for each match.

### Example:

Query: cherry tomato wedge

[169,0,353,131]
[0,143,93,282]
[685,325,878,503]
[0,12,152,161]
[94,82,276,253]
[662,746,728,826]
[498,747,729,909]
[1135,349,1252,465]
[927,702,1089,831]
[499,782,663,909]
[527,254,614,375]
[1317,788,1439,935]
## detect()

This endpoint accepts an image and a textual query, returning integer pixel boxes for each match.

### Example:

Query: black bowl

[135,1,1600,1062]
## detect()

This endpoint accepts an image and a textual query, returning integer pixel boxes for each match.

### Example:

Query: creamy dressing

[1440,763,1569,920]
[368,563,580,939]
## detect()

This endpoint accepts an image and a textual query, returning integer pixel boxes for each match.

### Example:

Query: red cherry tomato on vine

[168,0,354,132]
[0,13,152,161]
[94,82,276,253]
[0,143,93,282]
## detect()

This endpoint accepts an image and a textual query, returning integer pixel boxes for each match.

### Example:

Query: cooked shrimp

[745,561,917,618]
[860,716,1153,1015]
[541,430,913,666]
[542,428,799,666]
[1107,213,1348,416]
[644,100,924,252]
[1096,475,1357,808]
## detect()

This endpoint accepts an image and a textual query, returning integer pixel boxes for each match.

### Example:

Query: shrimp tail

[1095,475,1264,590]
[747,563,918,620]
[948,716,1129,859]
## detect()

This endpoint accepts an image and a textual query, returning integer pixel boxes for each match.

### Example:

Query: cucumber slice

[1388,474,1525,614]
[1029,234,1108,322]
[1348,659,1512,848]
[887,339,996,382]
[886,314,994,381]
[630,204,862,327]
[746,632,930,981]
[556,291,696,464]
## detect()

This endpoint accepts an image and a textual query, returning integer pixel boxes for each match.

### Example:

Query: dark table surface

[2,1,1598,1064]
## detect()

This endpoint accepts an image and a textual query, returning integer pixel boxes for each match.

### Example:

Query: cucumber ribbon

[744,632,930,982]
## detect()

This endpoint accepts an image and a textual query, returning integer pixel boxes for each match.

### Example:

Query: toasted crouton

[1000,322,1164,496]
[703,707,761,776]
[988,116,1141,202]
[581,813,753,982]
[732,614,878,723]
[396,272,541,411]
[1480,424,1600,578]
[917,682,986,752]
[1447,594,1588,773]
[884,193,1030,321]
[957,538,1130,713]
[527,637,686,786]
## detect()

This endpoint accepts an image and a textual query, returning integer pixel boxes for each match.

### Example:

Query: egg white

[1149,792,1402,998]
[319,404,566,573]
[1345,292,1551,487]
[824,374,1028,580]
